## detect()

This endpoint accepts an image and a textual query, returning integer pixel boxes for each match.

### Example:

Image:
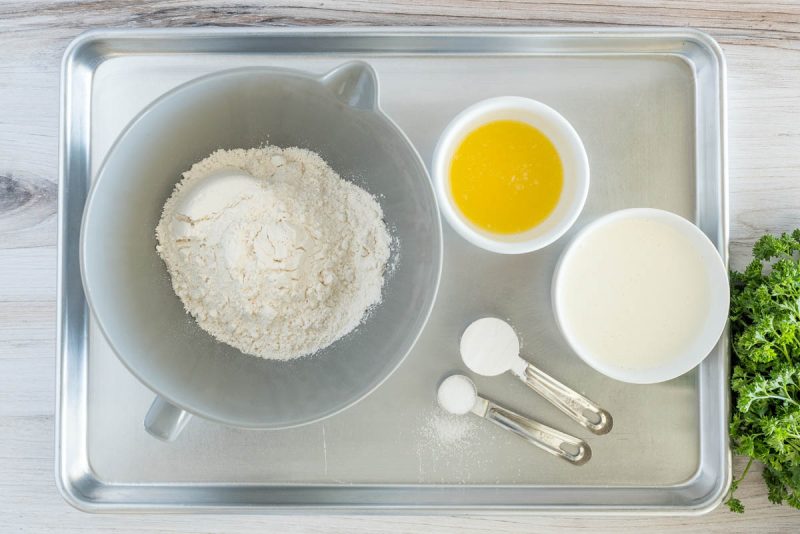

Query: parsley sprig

[727,230,800,512]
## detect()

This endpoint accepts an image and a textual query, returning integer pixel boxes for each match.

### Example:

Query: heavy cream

[556,216,713,371]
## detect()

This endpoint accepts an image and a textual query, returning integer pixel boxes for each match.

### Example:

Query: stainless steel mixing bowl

[80,62,442,440]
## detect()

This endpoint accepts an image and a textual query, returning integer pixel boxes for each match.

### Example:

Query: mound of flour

[156,146,391,360]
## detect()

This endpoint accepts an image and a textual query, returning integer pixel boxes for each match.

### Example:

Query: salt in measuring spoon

[460,317,613,435]
[437,374,591,465]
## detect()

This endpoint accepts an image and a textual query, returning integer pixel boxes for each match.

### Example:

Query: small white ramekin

[431,96,589,254]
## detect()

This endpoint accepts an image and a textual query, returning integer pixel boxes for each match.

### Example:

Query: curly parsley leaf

[728,231,800,512]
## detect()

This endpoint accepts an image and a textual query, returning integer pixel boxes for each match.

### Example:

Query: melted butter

[450,120,563,234]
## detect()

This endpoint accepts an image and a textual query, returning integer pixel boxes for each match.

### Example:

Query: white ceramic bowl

[432,96,590,254]
[552,208,730,384]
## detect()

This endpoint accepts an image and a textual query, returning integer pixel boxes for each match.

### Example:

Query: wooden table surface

[2,1,800,532]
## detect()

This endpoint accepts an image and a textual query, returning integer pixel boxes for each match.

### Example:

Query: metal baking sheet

[57,27,728,513]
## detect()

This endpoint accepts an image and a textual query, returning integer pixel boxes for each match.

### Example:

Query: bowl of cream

[552,208,729,384]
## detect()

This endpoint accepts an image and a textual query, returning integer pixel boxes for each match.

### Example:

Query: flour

[156,146,391,360]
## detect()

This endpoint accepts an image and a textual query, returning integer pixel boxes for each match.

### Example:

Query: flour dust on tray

[156,146,391,360]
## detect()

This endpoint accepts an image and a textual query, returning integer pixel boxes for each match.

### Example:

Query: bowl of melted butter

[432,96,589,254]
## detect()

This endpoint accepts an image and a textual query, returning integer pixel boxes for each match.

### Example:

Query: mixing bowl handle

[144,395,192,441]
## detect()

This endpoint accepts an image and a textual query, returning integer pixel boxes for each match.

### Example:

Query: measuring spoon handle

[478,397,591,465]
[515,362,613,435]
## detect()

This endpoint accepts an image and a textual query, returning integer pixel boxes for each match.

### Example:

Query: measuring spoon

[437,374,591,465]
[460,317,613,435]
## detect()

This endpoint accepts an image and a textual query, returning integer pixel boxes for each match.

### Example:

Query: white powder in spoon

[437,374,478,415]
[155,145,391,360]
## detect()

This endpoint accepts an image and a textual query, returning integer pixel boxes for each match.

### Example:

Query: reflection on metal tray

[57,27,728,513]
